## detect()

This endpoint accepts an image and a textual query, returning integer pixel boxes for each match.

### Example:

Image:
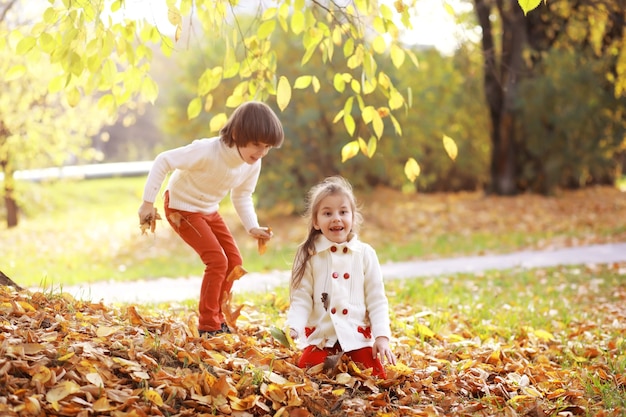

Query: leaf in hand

[257,226,272,255]
[140,209,162,235]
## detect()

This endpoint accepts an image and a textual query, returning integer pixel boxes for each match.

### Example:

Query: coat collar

[314,234,361,254]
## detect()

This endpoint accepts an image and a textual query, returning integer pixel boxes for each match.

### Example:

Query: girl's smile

[314,194,353,243]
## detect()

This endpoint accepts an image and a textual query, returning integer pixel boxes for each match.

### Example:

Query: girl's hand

[289,328,299,340]
[372,336,396,365]
[249,227,273,239]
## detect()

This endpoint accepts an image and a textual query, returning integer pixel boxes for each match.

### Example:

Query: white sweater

[287,235,392,353]
[142,137,261,232]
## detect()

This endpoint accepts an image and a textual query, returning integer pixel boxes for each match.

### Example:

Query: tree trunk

[1,159,18,228]
[475,0,528,195]
[0,270,22,291]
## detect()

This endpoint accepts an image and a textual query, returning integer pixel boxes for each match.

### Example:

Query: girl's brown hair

[291,176,363,290]
[220,101,284,148]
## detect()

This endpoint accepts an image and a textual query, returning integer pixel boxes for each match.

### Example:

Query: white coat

[287,234,392,353]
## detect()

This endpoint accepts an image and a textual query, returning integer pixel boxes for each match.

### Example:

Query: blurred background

[1,0,625,288]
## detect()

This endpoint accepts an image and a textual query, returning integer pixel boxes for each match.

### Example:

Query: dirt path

[44,242,626,305]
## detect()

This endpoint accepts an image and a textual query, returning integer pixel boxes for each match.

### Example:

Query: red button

[342,309,348,315]
[330,246,337,252]
[343,273,350,279]
[331,308,336,314]
[332,272,338,278]
[343,247,348,253]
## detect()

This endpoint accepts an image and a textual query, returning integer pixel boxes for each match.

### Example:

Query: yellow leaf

[293,75,312,89]
[167,6,181,26]
[210,113,228,132]
[31,365,52,384]
[442,134,458,160]
[361,106,375,124]
[332,388,346,396]
[187,97,202,120]
[141,77,159,104]
[96,326,120,337]
[46,381,81,403]
[48,75,66,93]
[415,323,435,338]
[16,36,36,54]
[257,20,276,39]
[66,87,81,107]
[58,352,75,361]
[144,389,164,406]
[388,362,413,376]
[390,44,405,68]
[86,372,104,387]
[404,158,421,182]
[372,35,386,54]
[93,397,114,412]
[311,76,321,93]
[333,73,346,93]
[291,10,305,35]
[276,76,291,111]
[341,141,360,163]
[443,2,456,15]
[5,65,26,81]
[344,114,356,136]
[366,136,377,158]
[534,329,555,341]
[517,0,542,15]
[389,89,404,110]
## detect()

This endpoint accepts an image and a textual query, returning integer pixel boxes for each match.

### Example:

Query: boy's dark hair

[220,101,284,148]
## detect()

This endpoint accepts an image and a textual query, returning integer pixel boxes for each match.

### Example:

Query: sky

[121,0,476,55]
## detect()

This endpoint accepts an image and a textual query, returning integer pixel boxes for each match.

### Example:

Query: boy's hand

[249,226,272,239]
[138,201,160,234]
[250,227,273,255]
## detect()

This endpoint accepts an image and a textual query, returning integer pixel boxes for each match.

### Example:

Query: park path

[51,242,626,305]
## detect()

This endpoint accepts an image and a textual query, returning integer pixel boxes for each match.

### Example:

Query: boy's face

[238,142,272,164]
[314,194,353,244]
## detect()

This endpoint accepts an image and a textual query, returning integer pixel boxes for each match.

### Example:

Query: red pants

[298,344,387,379]
[164,192,242,332]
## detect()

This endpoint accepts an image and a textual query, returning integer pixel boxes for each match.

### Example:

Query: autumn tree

[4,0,537,192]
[474,0,626,195]
[0,0,114,228]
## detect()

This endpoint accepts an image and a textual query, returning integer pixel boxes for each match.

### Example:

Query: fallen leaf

[140,209,162,235]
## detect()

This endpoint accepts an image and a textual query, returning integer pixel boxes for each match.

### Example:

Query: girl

[138,101,284,337]
[287,176,396,378]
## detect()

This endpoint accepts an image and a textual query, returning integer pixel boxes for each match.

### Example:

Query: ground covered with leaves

[1,261,625,416]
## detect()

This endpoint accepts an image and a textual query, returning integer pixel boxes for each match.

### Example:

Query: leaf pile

[1,269,625,417]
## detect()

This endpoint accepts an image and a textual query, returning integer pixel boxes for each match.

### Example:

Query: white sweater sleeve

[142,143,206,203]
[231,163,261,232]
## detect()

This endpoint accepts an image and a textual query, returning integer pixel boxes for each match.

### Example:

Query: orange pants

[298,344,387,379]
[164,192,242,332]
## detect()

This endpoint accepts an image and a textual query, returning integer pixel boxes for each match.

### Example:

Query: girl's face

[314,193,353,244]
[238,142,272,164]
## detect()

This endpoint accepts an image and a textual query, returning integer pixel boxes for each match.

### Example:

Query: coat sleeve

[362,245,392,340]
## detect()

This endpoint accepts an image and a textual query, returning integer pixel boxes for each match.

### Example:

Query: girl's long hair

[291,176,363,290]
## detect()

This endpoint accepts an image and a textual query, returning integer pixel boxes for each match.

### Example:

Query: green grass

[1,176,625,289]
